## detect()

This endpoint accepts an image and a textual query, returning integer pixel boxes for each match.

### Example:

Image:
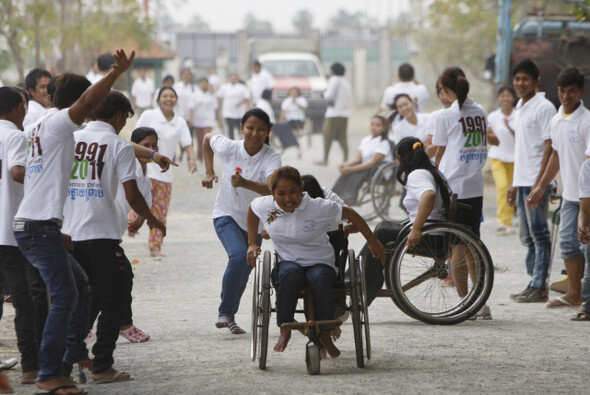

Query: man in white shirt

[216,73,250,140]
[62,91,165,384]
[23,68,52,130]
[507,60,557,303]
[86,53,115,84]
[319,63,352,166]
[173,68,196,161]
[12,49,134,394]
[378,63,430,114]
[207,69,220,93]
[131,68,154,116]
[527,68,589,309]
[250,60,274,104]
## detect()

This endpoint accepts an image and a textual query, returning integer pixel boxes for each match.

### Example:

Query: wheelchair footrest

[282,320,342,336]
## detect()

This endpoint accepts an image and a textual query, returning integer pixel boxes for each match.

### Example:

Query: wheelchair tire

[358,254,371,361]
[370,162,408,222]
[259,251,272,369]
[348,249,364,368]
[388,223,494,325]
[352,178,378,222]
[306,343,321,375]
[250,256,259,362]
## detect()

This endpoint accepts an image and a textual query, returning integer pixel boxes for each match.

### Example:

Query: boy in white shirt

[23,68,52,130]
[378,63,430,114]
[575,159,590,320]
[131,68,154,116]
[507,60,557,303]
[250,60,274,104]
[527,68,589,308]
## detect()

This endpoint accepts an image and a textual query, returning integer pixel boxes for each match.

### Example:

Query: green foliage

[573,0,590,21]
[0,50,11,71]
[292,9,313,32]
[243,13,273,32]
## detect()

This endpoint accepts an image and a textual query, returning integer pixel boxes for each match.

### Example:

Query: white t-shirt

[281,96,308,121]
[172,81,195,121]
[487,108,515,163]
[250,68,275,103]
[210,134,281,231]
[380,81,430,113]
[191,89,218,128]
[579,158,590,199]
[432,99,487,199]
[512,92,557,187]
[403,169,447,224]
[358,135,394,164]
[255,100,276,124]
[114,159,152,238]
[61,122,137,241]
[23,100,48,131]
[136,108,192,183]
[0,120,27,246]
[550,103,590,202]
[390,113,430,144]
[131,77,155,109]
[208,74,220,92]
[251,193,342,271]
[321,186,344,205]
[324,76,351,118]
[16,108,81,222]
[423,107,446,138]
[217,82,251,119]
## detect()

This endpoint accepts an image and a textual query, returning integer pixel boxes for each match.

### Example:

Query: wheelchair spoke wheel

[258,251,272,369]
[370,162,408,222]
[250,259,260,361]
[306,342,321,375]
[388,223,494,325]
[351,181,378,221]
[348,249,364,368]
[358,254,371,361]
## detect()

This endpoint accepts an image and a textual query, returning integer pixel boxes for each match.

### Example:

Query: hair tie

[412,142,422,150]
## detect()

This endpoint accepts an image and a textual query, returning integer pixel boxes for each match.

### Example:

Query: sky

[162,0,410,31]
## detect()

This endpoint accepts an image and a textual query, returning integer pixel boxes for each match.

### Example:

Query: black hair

[439,66,469,109]
[398,63,414,81]
[162,75,175,85]
[253,60,261,67]
[387,93,413,127]
[330,63,345,76]
[52,73,91,109]
[512,59,539,80]
[0,87,24,117]
[131,127,158,144]
[241,108,272,144]
[97,53,115,72]
[301,174,325,199]
[25,68,52,92]
[269,166,303,193]
[497,85,517,107]
[13,85,29,103]
[261,89,273,101]
[557,68,584,89]
[94,90,134,120]
[156,86,177,103]
[372,115,389,141]
[396,136,451,213]
[47,76,58,99]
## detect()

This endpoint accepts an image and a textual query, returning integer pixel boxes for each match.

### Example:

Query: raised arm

[131,142,178,173]
[342,206,386,264]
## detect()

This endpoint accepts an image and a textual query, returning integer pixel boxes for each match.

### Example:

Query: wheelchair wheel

[358,253,371,361]
[370,162,408,222]
[388,223,494,325]
[352,179,378,221]
[250,256,259,361]
[348,249,364,368]
[306,342,321,375]
[258,251,271,369]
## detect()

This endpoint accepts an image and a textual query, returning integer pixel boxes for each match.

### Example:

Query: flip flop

[570,309,590,321]
[35,384,88,394]
[92,371,132,384]
[546,296,581,308]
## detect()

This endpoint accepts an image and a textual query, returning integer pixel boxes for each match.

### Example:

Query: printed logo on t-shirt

[258,170,266,182]
[67,141,108,201]
[25,124,44,178]
[302,220,316,232]
[458,116,488,164]
[569,129,580,143]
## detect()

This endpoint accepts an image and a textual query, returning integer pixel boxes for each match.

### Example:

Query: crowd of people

[0,46,589,394]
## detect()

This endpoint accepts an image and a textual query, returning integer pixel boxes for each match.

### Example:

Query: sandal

[570,309,590,321]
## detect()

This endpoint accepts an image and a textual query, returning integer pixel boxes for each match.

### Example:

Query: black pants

[331,168,373,205]
[225,118,242,140]
[72,239,126,374]
[0,245,41,372]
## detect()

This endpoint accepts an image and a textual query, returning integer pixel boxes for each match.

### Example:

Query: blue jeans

[213,216,260,320]
[14,222,90,382]
[583,244,590,313]
[559,200,584,260]
[517,186,551,289]
[276,261,336,327]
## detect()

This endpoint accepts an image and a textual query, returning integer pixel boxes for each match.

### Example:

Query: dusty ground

[1,108,588,394]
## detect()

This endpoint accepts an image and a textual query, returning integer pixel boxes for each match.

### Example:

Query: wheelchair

[373,196,495,325]
[250,229,370,375]
[370,161,408,222]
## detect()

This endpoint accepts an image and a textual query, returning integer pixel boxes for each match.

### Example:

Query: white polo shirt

[22,100,48,131]
[550,103,590,202]
[217,82,250,120]
[579,158,590,199]
[136,108,192,183]
[255,100,276,124]
[0,120,27,246]
[172,81,195,121]
[131,77,155,109]
[432,99,487,199]
[512,92,557,187]
[324,76,351,118]
[210,134,281,231]
[487,109,515,163]
[403,169,448,224]
[423,107,446,137]
[191,89,218,128]
[390,113,430,144]
[250,68,275,103]
[114,159,152,238]
[16,108,81,222]
[251,193,342,271]
[380,81,430,113]
[359,135,393,164]
[281,96,308,121]
[61,122,136,241]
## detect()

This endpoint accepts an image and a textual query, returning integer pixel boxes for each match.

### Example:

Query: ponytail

[455,76,469,109]
[439,67,469,109]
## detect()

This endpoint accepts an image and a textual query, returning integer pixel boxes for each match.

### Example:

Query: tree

[186,14,209,31]
[328,8,373,30]
[574,0,590,21]
[243,13,273,32]
[292,9,313,32]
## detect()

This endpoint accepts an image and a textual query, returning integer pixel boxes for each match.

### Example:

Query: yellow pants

[490,158,514,226]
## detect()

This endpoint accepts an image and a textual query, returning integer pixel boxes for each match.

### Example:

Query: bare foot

[36,377,85,394]
[320,331,341,358]
[150,250,165,259]
[273,327,291,352]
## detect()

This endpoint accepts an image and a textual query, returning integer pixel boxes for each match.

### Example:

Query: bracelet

[149,150,156,162]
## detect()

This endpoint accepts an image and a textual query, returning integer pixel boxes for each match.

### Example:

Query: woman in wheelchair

[357,137,451,305]
[331,115,393,205]
[247,166,385,357]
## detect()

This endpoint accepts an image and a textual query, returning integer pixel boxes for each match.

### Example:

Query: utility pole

[495,0,512,85]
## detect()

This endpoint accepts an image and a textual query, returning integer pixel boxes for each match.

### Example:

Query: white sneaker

[496,224,506,232]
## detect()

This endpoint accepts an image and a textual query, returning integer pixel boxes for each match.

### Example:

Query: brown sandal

[570,309,590,321]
